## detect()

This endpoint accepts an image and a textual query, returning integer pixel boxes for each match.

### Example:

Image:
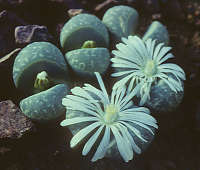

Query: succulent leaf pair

[60,13,110,79]
[13,42,70,122]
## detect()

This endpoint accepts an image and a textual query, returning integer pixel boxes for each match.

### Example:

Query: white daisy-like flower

[111,35,186,106]
[60,72,158,162]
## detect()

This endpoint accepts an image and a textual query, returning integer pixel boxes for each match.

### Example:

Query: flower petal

[133,36,149,58]
[66,95,98,110]
[115,123,133,157]
[155,46,172,63]
[95,72,110,103]
[63,98,93,110]
[112,49,142,65]
[119,121,147,142]
[71,87,93,100]
[117,86,127,106]
[111,58,140,69]
[153,42,165,60]
[91,126,110,162]
[62,98,100,117]
[127,76,136,93]
[120,82,142,109]
[70,122,101,148]
[122,37,145,65]
[113,72,136,90]
[82,125,104,156]
[168,77,183,91]
[121,106,150,114]
[145,38,153,58]
[128,36,148,60]
[158,63,185,79]
[60,117,98,126]
[161,78,177,93]
[119,111,157,123]
[158,53,174,64]
[149,38,156,56]
[119,115,158,129]
[158,68,185,81]
[133,121,155,135]
[117,123,141,154]
[139,82,152,106]
[111,125,133,162]
[83,84,108,105]
[120,100,134,111]
[111,70,135,77]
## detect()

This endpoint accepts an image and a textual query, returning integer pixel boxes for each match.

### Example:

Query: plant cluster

[60,6,185,162]
[12,5,185,163]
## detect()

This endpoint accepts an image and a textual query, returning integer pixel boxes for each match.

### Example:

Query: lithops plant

[13,41,70,95]
[102,5,169,47]
[60,14,110,79]
[61,72,158,162]
[143,21,169,45]
[111,35,186,113]
[13,41,70,122]
[102,5,139,45]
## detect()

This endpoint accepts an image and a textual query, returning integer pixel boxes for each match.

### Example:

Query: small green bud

[34,71,50,92]
[81,40,96,48]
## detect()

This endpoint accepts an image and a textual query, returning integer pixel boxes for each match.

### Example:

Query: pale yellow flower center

[104,104,119,124]
[144,59,157,76]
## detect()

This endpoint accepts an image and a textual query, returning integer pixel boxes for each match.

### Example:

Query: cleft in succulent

[60,13,109,52]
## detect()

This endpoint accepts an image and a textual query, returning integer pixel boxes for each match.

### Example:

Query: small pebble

[15,25,53,46]
[68,9,84,18]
